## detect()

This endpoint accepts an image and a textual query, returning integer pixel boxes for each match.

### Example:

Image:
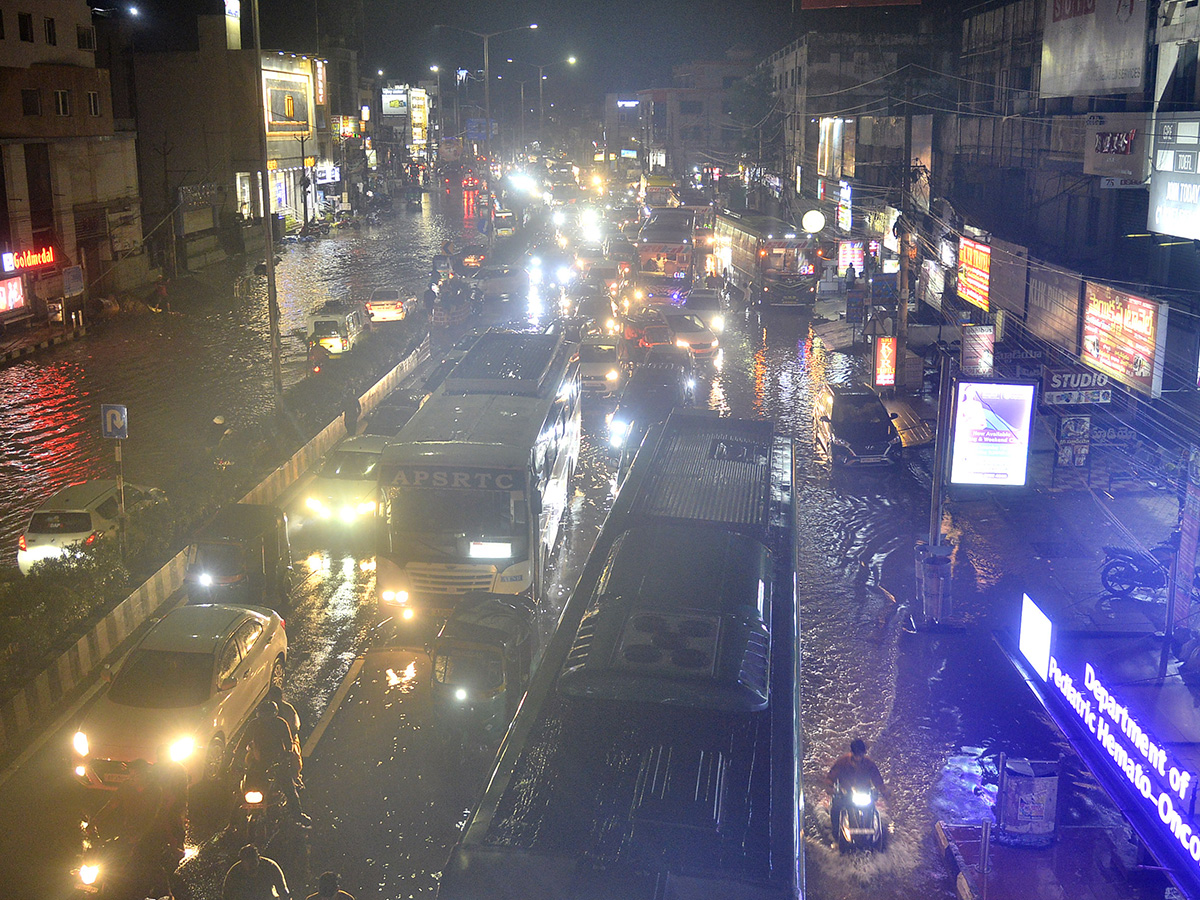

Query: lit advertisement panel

[1018,594,1052,681]
[382,87,408,119]
[957,237,990,311]
[1081,282,1167,397]
[1040,0,1147,98]
[949,380,1036,486]
[1148,113,1200,241]
[264,70,311,135]
[0,275,26,321]
[837,181,852,233]
[874,336,896,388]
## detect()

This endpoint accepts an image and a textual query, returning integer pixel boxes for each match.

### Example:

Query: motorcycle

[237,763,289,846]
[830,782,885,852]
[75,818,181,898]
[1100,541,1175,596]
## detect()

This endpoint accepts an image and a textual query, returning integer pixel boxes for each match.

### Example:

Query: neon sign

[957,237,991,311]
[2,245,55,271]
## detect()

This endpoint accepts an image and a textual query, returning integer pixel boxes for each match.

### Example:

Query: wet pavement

[0,192,1184,900]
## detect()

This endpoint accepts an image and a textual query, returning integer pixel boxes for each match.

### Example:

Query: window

[21,89,40,116]
[679,100,703,115]
[43,16,55,45]
[18,12,33,42]
[76,24,94,51]
[54,90,69,117]
[87,90,100,116]
[0,11,5,40]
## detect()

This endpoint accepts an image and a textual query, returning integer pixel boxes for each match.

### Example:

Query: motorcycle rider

[243,700,307,823]
[222,843,290,900]
[152,744,189,850]
[826,738,887,823]
[93,758,178,890]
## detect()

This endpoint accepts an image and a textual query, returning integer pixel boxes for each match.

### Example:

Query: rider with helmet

[243,700,306,822]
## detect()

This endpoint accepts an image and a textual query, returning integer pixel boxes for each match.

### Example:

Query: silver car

[72,603,288,789]
[304,434,387,524]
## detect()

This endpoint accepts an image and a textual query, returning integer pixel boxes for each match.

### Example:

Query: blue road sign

[101,404,128,440]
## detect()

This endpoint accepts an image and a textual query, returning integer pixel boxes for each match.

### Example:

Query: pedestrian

[342,390,361,436]
[846,265,857,287]
[306,871,355,900]
[222,843,290,900]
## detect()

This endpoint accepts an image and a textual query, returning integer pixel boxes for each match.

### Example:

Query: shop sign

[1042,364,1112,405]
[1081,281,1167,397]
[314,59,326,105]
[957,236,991,311]
[949,380,1037,486]
[2,244,55,272]
[873,336,896,387]
[1084,113,1149,179]
[0,275,26,318]
[838,241,864,275]
[1019,594,1200,879]
[315,163,339,184]
[961,325,995,376]
[1149,113,1200,241]
[1027,265,1081,354]
[1090,422,1136,448]
[1056,415,1091,467]
[837,180,852,233]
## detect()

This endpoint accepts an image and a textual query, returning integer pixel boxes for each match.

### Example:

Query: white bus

[376,331,580,625]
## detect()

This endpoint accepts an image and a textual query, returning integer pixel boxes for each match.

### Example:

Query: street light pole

[430,65,443,159]
[249,0,283,402]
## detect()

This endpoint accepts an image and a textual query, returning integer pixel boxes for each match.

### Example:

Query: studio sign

[1049,656,1200,863]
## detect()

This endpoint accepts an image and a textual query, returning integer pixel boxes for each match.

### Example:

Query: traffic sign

[63,265,84,297]
[101,404,128,440]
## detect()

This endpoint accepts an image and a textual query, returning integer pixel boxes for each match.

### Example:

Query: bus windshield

[389,488,523,539]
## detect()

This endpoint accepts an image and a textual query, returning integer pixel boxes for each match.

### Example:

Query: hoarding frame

[1080,281,1168,398]
[949,377,1038,487]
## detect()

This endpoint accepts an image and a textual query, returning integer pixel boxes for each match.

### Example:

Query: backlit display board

[874,336,896,388]
[957,237,991,312]
[263,70,311,135]
[1081,282,1167,397]
[382,87,408,119]
[0,275,26,321]
[949,380,1037,486]
[1149,113,1200,241]
[837,181,852,233]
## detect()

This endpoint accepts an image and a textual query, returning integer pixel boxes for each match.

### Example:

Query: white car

[72,603,288,789]
[304,434,387,523]
[365,288,409,323]
[660,311,719,360]
[18,480,165,574]
[577,337,623,398]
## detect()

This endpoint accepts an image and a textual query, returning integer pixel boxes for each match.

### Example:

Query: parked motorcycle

[830,782,886,852]
[1100,542,1174,596]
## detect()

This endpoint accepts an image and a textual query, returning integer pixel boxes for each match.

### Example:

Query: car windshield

[667,316,705,332]
[433,648,504,690]
[28,511,93,534]
[389,488,520,538]
[372,290,401,303]
[109,650,213,708]
[642,327,671,343]
[833,395,889,427]
[686,294,720,311]
[319,449,380,480]
[311,320,342,338]
[188,541,246,577]
[579,342,618,362]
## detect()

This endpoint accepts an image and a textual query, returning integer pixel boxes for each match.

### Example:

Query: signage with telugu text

[1081,281,1167,397]
[957,237,991,311]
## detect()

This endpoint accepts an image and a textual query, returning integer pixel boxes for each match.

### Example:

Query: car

[461,265,530,302]
[306,301,369,356]
[682,288,725,334]
[607,364,690,457]
[660,310,719,360]
[642,345,698,401]
[72,603,288,789]
[574,245,605,276]
[304,434,387,523]
[18,480,166,574]
[365,288,408,323]
[577,337,623,398]
[814,382,903,467]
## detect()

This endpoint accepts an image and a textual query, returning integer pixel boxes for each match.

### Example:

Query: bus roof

[716,210,800,240]
[444,331,562,397]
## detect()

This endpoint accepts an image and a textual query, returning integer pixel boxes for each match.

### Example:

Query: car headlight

[676,339,690,349]
[382,589,409,604]
[557,266,574,283]
[305,497,325,513]
[356,500,377,515]
[245,789,264,805]
[711,338,719,348]
[80,864,100,886]
[606,369,620,381]
[710,315,724,332]
[169,736,195,763]
[198,573,213,587]
[73,731,89,757]
[851,790,873,808]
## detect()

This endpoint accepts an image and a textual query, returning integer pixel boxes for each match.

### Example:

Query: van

[306,302,368,356]
[814,382,903,467]
[185,503,293,606]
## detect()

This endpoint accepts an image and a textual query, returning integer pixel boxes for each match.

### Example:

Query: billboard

[410,90,428,145]
[960,325,995,376]
[957,237,990,311]
[949,379,1037,486]
[1081,282,1167,397]
[874,336,897,388]
[1084,112,1148,179]
[1042,364,1112,405]
[263,70,311,134]
[989,238,1028,317]
[382,87,408,119]
[1040,0,1147,98]
[1027,264,1081,354]
[0,275,26,321]
[1149,113,1200,241]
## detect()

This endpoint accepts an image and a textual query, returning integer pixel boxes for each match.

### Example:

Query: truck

[714,211,821,307]
[439,409,802,900]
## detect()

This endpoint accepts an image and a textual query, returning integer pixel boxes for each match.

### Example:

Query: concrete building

[0,0,153,324]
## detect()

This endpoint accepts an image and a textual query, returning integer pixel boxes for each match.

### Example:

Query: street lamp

[507,56,575,147]
[437,23,537,169]
[429,65,444,155]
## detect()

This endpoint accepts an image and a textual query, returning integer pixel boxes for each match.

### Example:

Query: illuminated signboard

[382,87,409,119]
[838,241,864,275]
[1019,594,1200,881]
[874,336,896,388]
[957,237,991,311]
[1081,282,1167,397]
[960,324,994,376]
[949,379,1037,486]
[620,149,638,159]
[263,70,311,135]
[616,99,639,108]
[837,180,852,233]
[0,275,26,319]
[314,59,326,105]
[2,245,55,271]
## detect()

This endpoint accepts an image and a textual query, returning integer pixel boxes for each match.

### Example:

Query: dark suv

[814,382,902,467]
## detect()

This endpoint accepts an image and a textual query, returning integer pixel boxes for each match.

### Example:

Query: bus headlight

[455,688,469,702]
[356,500,377,516]
[382,589,409,604]
[80,864,100,886]
[606,369,620,381]
[676,339,690,349]
[198,573,213,587]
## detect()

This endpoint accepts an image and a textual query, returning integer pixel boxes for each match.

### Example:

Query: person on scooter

[826,738,887,824]
[243,700,307,824]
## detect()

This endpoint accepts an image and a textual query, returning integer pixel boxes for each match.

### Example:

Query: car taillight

[18,534,26,552]
[340,338,347,351]
[84,532,99,546]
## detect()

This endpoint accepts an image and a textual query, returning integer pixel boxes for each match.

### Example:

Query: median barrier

[0,335,430,760]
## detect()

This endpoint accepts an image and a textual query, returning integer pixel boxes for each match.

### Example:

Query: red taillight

[18,534,26,552]
[340,338,347,351]
[84,532,99,546]
[312,364,321,374]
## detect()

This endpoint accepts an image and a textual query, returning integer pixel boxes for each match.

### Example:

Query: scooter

[1100,538,1177,597]
[830,782,885,852]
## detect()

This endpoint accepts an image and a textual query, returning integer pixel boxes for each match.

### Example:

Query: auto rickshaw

[184,504,293,607]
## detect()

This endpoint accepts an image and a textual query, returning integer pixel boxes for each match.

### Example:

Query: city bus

[439,409,802,900]
[639,173,680,208]
[715,211,821,307]
[375,332,580,625]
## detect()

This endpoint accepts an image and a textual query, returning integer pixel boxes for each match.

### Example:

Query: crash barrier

[0,335,430,761]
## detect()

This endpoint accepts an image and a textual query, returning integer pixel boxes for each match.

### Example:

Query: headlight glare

[169,736,195,762]
[73,731,89,757]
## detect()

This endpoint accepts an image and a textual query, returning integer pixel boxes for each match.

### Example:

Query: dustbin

[995,756,1059,848]
[922,553,952,622]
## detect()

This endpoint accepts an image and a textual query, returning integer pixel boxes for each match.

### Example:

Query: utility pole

[897,80,912,391]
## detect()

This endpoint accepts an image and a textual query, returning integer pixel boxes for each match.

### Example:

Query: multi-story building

[0,0,153,324]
